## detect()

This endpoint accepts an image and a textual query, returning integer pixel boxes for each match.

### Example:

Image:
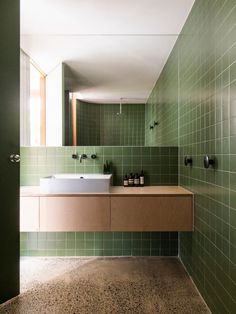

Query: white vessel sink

[40,174,112,193]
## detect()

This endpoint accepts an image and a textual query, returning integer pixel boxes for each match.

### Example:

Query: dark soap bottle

[134,173,140,187]
[128,173,134,186]
[140,170,144,187]
[123,174,129,187]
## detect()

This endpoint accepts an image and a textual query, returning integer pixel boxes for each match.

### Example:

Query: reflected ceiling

[20,0,195,103]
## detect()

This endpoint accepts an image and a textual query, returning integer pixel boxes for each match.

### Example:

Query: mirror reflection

[20,1,179,147]
[64,96,145,146]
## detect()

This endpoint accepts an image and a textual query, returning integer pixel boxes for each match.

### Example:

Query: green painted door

[0,0,20,303]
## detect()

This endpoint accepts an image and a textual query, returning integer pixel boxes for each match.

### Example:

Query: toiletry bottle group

[123,171,144,187]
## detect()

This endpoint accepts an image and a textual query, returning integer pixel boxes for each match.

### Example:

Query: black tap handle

[72,154,78,159]
[184,156,192,166]
[204,155,214,168]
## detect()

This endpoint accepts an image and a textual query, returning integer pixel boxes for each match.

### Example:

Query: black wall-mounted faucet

[72,153,97,162]
[79,154,87,163]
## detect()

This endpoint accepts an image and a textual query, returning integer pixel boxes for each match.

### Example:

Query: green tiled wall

[20,232,178,257]
[20,146,178,186]
[20,145,178,257]
[144,0,236,312]
[77,101,145,146]
[145,49,179,146]
[179,1,236,313]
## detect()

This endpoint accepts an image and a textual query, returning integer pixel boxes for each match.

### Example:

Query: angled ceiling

[20,0,195,103]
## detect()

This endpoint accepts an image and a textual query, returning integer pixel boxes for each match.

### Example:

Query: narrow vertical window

[29,62,46,146]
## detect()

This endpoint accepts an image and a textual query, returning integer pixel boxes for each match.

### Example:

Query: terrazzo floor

[0,257,210,314]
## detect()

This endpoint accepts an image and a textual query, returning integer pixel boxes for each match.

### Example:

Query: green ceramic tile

[76,241,85,250]
[113,232,122,240]
[85,241,94,250]
[75,249,85,256]
[94,241,103,250]
[113,240,122,250]
[56,232,66,240]
[175,1,236,312]
[76,232,85,240]
[56,241,66,250]
[20,233,28,241]
[113,249,123,256]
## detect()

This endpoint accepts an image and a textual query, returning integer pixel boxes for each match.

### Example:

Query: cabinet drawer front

[40,196,110,231]
[20,197,40,231]
[111,196,193,231]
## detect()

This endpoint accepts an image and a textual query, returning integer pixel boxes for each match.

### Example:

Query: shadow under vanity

[20,146,193,257]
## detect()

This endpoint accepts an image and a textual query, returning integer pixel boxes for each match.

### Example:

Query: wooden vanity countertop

[20,186,193,197]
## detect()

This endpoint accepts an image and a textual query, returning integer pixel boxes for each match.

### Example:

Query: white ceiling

[20,0,195,103]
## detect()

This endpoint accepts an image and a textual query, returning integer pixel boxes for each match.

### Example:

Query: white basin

[40,174,112,193]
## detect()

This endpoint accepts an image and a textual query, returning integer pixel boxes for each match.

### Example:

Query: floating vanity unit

[20,186,193,232]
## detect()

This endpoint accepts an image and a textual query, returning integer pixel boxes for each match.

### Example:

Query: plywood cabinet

[110,196,193,231]
[40,196,110,231]
[20,186,193,232]
[20,197,40,231]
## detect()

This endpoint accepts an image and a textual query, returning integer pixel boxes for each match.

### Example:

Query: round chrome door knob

[9,154,21,163]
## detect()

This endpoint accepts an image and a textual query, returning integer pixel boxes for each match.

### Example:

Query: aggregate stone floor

[0,257,211,314]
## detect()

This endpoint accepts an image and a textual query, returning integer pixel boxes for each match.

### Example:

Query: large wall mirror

[19,1,187,147]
